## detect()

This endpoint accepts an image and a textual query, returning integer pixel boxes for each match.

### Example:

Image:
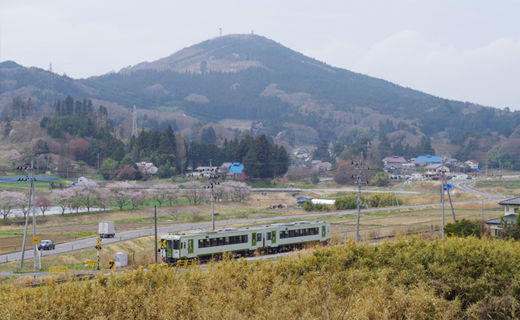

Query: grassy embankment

[474,178,520,197]
[2,237,520,319]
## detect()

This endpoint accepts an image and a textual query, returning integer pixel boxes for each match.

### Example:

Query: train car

[160,220,330,264]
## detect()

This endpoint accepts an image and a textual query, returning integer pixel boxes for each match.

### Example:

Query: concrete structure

[115,252,128,267]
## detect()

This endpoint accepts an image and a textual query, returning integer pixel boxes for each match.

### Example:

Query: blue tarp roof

[228,162,244,174]
[415,155,442,163]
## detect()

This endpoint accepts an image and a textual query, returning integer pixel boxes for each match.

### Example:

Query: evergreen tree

[201,127,217,144]
[254,134,274,178]
[243,148,259,178]
[275,146,289,176]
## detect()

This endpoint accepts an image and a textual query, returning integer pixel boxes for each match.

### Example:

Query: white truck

[98,221,115,238]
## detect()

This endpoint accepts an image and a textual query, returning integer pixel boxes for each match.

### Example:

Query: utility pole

[441,166,445,240]
[18,161,37,270]
[441,161,456,223]
[207,160,219,230]
[154,205,158,264]
[31,167,38,270]
[354,151,368,242]
[481,199,484,221]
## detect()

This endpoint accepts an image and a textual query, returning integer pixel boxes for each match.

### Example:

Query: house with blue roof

[227,162,244,179]
[414,155,442,166]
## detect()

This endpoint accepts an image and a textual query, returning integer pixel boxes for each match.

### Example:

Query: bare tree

[183,181,205,205]
[164,184,180,207]
[222,181,251,202]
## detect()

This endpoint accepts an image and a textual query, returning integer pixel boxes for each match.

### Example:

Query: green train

[160,220,330,264]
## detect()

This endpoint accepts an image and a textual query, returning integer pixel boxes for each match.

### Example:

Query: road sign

[32,236,39,245]
[443,184,452,190]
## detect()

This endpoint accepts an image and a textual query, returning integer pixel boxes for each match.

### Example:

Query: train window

[241,235,248,243]
[218,237,224,246]
[257,233,262,241]
[173,240,179,250]
[267,232,271,240]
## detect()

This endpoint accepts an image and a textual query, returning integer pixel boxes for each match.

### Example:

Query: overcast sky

[2,0,520,110]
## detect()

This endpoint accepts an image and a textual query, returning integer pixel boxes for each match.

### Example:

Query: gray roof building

[486,214,517,225]
[498,197,520,206]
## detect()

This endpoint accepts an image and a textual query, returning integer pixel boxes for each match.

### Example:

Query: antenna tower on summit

[131,105,138,137]
[219,27,222,37]
[48,63,55,105]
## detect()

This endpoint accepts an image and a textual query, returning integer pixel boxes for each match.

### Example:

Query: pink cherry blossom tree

[51,189,74,215]
[106,181,136,210]
[0,191,26,220]
[36,195,51,216]
[74,182,101,213]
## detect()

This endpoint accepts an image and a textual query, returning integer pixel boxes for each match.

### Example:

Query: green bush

[445,219,482,238]
[303,200,331,212]
[334,193,401,210]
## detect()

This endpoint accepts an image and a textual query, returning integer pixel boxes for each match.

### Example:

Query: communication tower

[48,63,55,106]
[131,105,138,137]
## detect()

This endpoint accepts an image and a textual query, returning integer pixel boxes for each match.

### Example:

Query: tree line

[0,181,251,220]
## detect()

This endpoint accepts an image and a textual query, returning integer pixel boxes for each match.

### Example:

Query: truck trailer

[98,221,115,238]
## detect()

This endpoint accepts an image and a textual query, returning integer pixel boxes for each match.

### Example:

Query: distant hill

[1,34,520,165]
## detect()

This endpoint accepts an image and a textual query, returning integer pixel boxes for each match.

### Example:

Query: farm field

[0,180,486,256]
[0,199,502,273]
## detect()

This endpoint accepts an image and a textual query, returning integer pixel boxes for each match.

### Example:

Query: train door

[188,239,194,255]
[272,230,276,244]
[252,232,257,246]
[262,233,265,247]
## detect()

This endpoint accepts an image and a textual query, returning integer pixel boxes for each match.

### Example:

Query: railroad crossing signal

[95,238,102,250]
[32,236,39,245]
[159,240,166,248]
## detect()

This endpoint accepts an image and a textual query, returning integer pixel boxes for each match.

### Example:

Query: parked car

[38,240,55,250]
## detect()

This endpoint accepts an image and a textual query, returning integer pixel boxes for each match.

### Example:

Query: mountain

[1,34,520,164]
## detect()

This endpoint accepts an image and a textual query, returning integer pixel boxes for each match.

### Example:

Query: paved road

[0,181,503,264]
[450,179,504,200]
